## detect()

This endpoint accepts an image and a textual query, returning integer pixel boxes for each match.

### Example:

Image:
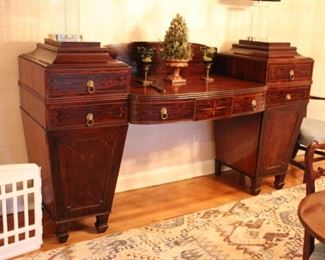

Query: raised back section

[106,41,207,76]
[214,40,313,84]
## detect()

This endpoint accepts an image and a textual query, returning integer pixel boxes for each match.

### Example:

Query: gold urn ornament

[164,58,190,85]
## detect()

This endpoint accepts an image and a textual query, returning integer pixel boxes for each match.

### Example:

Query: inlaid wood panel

[195,97,232,121]
[258,102,307,176]
[48,125,128,220]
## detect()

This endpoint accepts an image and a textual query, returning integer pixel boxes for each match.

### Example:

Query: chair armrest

[310,95,325,100]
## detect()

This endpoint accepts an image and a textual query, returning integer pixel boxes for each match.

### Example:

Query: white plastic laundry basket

[0,164,42,259]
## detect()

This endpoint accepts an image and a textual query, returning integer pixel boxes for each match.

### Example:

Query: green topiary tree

[160,14,193,60]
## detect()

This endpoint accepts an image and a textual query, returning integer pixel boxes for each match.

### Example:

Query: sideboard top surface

[129,74,266,101]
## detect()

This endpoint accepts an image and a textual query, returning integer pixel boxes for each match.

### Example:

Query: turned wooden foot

[95,214,109,233]
[56,223,69,243]
[250,177,262,195]
[303,230,314,260]
[215,159,222,176]
[274,174,286,189]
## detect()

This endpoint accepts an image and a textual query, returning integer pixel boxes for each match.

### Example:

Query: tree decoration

[160,14,193,61]
[160,14,193,85]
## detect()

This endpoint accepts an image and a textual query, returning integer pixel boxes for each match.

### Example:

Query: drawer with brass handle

[267,63,313,82]
[232,92,265,116]
[48,101,128,129]
[266,86,310,106]
[129,100,195,124]
[47,70,129,97]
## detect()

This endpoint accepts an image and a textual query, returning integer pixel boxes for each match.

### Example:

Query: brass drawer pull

[289,69,295,81]
[251,99,257,111]
[160,107,168,120]
[286,93,292,101]
[86,113,94,127]
[87,79,96,93]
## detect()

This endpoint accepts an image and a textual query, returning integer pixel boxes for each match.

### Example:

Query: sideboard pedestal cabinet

[214,40,314,194]
[18,40,130,243]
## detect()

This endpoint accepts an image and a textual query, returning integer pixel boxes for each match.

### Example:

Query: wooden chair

[291,96,325,169]
[297,141,325,259]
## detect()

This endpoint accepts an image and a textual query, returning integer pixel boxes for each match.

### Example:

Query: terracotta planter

[164,59,190,85]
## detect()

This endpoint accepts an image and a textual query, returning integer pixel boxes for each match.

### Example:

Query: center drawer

[195,97,232,121]
[129,100,195,124]
[47,70,129,98]
[47,101,128,129]
[232,92,265,116]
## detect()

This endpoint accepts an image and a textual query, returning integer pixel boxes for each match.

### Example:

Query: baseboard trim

[116,159,215,193]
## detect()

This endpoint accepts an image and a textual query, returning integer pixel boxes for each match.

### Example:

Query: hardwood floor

[35,163,306,253]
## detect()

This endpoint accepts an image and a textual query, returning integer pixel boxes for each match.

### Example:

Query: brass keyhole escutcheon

[251,99,257,111]
[87,79,96,94]
[160,107,168,120]
[289,69,295,81]
[86,113,94,127]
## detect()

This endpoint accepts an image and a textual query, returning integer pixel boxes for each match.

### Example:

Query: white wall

[0,0,324,192]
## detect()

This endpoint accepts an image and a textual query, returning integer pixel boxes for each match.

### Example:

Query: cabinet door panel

[49,125,128,220]
[215,113,262,177]
[258,103,306,176]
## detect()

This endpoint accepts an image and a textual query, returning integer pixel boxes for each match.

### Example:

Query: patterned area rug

[23,179,325,260]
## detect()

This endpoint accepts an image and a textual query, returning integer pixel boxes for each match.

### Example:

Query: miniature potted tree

[160,14,193,85]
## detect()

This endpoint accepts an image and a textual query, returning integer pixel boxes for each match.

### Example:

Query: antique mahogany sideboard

[18,39,313,242]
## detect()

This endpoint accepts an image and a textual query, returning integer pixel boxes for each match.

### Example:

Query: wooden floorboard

[34,163,308,253]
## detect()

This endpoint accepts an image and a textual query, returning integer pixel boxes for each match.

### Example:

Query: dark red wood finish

[18,41,130,243]
[215,113,262,179]
[108,41,313,195]
[19,40,313,242]
[214,40,314,194]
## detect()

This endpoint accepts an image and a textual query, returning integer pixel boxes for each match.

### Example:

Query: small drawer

[129,100,195,124]
[195,97,232,121]
[267,63,313,82]
[266,86,310,106]
[232,92,265,116]
[47,70,129,97]
[48,101,128,128]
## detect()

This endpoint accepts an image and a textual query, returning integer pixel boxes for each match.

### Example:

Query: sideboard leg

[95,214,109,233]
[215,159,222,176]
[56,223,69,243]
[250,177,262,195]
[274,174,286,189]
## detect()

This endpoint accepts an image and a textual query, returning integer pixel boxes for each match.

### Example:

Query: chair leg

[291,141,300,159]
[290,140,305,170]
[303,230,314,260]
[215,159,222,176]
